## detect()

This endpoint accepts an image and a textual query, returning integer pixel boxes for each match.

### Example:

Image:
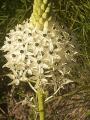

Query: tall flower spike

[30,0,52,31]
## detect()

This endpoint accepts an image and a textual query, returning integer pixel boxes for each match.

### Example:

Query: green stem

[31,0,52,30]
[37,88,45,120]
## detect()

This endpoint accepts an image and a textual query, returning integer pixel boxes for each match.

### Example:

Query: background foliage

[0,0,90,119]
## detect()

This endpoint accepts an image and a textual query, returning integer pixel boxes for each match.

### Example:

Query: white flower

[27,69,32,75]
[8,79,20,85]
[41,78,48,85]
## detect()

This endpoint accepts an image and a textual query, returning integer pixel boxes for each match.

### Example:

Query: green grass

[54,0,90,64]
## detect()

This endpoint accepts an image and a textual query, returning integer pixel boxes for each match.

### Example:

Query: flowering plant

[1,0,79,119]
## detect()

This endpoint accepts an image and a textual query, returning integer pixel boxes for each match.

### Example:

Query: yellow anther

[43,0,48,4]
[45,6,50,13]
[39,18,44,24]
[42,13,47,19]
[41,4,45,11]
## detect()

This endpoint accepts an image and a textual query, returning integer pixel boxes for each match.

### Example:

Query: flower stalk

[37,88,45,120]
[31,0,52,119]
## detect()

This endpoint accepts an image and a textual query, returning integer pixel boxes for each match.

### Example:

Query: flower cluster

[1,19,78,89]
